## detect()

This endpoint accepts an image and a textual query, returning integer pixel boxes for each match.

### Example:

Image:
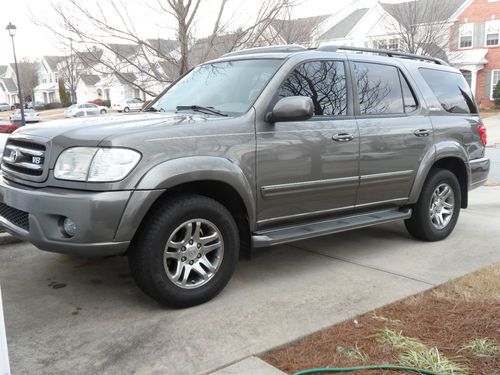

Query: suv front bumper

[0,175,163,256]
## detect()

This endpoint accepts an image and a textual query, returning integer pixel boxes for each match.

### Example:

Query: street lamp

[5,22,25,126]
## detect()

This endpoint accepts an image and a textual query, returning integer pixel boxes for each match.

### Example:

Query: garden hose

[294,365,437,375]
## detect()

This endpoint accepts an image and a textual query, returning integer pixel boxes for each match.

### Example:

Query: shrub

[103,100,111,108]
[89,99,105,106]
[493,81,500,108]
[44,102,63,110]
[0,124,20,133]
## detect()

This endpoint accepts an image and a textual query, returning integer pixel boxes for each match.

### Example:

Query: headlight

[54,147,141,182]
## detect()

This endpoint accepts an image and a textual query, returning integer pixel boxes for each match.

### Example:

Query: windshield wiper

[176,105,228,117]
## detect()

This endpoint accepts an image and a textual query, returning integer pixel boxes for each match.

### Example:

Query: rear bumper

[0,175,163,256]
[469,157,490,190]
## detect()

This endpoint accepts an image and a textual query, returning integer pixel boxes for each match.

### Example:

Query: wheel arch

[409,143,469,208]
[133,157,255,256]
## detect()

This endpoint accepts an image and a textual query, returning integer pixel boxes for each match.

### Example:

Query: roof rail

[317,45,449,66]
[221,44,307,58]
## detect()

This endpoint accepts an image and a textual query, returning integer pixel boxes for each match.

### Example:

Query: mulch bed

[262,287,500,374]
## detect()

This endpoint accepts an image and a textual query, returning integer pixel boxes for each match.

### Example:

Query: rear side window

[400,71,417,113]
[420,68,478,114]
[278,60,347,116]
[354,62,405,115]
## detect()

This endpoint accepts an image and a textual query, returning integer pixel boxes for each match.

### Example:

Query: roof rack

[221,44,307,58]
[317,45,448,66]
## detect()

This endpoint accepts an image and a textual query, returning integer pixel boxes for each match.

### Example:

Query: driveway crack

[286,243,436,287]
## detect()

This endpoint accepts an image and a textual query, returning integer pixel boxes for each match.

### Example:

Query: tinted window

[420,68,477,114]
[354,62,404,115]
[278,60,347,116]
[399,71,417,112]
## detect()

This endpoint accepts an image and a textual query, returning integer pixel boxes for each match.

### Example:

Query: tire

[128,194,239,308]
[124,107,130,113]
[405,168,461,241]
[100,109,107,115]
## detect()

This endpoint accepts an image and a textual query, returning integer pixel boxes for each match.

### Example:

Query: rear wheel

[128,194,239,308]
[405,168,461,241]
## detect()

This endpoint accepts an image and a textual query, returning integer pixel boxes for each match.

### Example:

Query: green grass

[373,328,467,375]
[460,338,499,358]
[336,345,370,363]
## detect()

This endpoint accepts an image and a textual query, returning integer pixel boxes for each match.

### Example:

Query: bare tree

[381,0,459,60]
[36,0,295,97]
[58,49,80,103]
[17,59,39,103]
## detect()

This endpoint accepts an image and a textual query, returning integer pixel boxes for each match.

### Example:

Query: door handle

[414,129,431,137]
[332,133,354,142]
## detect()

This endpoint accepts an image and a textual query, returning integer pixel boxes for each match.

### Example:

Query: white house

[0,65,19,105]
[34,56,65,104]
[75,74,101,103]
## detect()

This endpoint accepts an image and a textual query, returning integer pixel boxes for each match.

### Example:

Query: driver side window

[277,60,348,116]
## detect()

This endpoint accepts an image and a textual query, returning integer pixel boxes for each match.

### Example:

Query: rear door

[352,61,434,206]
[256,59,360,224]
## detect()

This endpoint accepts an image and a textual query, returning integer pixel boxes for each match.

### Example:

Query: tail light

[477,123,487,146]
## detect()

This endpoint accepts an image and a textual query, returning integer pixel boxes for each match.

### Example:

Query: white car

[0,103,14,111]
[112,98,143,113]
[64,103,108,118]
[10,109,40,123]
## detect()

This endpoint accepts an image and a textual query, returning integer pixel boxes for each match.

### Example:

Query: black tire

[128,194,239,308]
[100,109,107,115]
[405,168,461,241]
[124,107,130,113]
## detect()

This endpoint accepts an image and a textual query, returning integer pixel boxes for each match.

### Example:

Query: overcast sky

[0,0,378,65]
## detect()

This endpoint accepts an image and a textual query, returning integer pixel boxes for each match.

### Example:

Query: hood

[12,112,213,145]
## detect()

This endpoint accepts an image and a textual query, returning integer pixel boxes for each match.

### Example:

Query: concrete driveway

[1,186,499,374]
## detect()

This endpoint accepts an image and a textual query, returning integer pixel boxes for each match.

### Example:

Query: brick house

[450,0,500,108]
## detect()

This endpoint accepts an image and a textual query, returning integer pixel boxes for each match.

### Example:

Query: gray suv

[0,45,490,308]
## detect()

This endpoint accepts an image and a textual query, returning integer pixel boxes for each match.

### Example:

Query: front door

[351,61,434,206]
[256,59,360,225]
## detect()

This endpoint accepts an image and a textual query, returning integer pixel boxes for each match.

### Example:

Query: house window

[486,20,500,46]
[459,23,473,48]
[491,70,500,100]
[376,40,388,49]
[388,39,399,50]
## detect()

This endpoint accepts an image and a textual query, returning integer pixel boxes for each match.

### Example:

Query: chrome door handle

[414,129,431,137]
[332,133,354,142]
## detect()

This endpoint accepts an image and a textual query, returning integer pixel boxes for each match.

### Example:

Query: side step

[252,208,412,248]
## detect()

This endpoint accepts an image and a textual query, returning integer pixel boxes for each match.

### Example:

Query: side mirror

[266,96,314,123]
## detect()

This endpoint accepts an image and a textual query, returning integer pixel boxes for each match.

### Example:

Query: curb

[0,232,23,246]
[209,356,286,375]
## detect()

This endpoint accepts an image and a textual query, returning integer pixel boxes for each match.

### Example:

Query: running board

[252,208,411,248]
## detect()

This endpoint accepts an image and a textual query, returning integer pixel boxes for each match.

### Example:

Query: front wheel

[128,194,239,308]
[100,109,107,115]
[405,168,461,241]
[124,107,130,113]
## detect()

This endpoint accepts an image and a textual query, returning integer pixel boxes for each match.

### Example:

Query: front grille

[0,202,29,231]
[2,139,46,177]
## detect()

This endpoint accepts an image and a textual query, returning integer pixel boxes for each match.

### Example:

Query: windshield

[151,59,282,115]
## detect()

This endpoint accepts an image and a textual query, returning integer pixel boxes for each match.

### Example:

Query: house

[75,74,101,103]
[449,0,500,108]
[0,64,19,105]
[33,55,65,104]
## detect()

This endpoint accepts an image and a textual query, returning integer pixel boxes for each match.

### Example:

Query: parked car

[27,101,45,110]
[9,109,40,123]
[0,103,14,111]
[112,98,143,112]
[0,45,490,308]
[64,103,108,118]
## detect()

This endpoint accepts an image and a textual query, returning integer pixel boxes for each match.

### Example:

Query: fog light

[63,218,77,237]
